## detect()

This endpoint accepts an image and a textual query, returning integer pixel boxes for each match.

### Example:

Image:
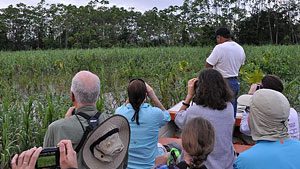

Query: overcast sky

[0,0,183,12]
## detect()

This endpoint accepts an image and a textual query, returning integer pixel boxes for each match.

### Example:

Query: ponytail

[131,102,141,125]
[127,79,147,125]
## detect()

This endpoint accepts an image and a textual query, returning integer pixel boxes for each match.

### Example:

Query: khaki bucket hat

[82,115,130,169]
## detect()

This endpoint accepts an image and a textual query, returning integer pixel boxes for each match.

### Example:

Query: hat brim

[82,115,130,169]
[237,94,252,107]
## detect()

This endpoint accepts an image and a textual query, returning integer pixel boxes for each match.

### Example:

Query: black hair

[215,27,231,39]
[261,75,284,93]
[193,69,233,110]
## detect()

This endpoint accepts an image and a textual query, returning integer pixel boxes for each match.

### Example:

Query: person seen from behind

[180,117,215,169]
[115,79,171,169]
[156,117,215,169]
[175,68,235,169]
[205,27,246,117]
[234,89,300,169]
[43,71,109,169]
[238,75,299,140]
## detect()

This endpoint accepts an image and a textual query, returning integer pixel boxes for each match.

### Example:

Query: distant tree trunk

[275,13,278,44]
[88,32,91,48]
[267,12,273,44]
[256,13,260,43]
[65,29,68,48]
[291,26,295,44]
[275,27,278,44]
[289,14,296,44]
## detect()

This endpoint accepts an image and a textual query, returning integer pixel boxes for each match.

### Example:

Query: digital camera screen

[36,155,56,168]
[36,147,59,169]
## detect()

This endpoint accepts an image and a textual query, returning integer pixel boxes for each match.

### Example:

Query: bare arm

[248,83,261,95]
[146,83,166,110]
[179,78,198,111]
[205,62,213,68]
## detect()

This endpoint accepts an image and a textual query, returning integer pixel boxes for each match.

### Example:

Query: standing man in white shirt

[206,27,246,117]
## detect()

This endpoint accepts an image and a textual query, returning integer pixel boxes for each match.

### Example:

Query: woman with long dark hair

[175,68,235,169]
[116,79,170,169]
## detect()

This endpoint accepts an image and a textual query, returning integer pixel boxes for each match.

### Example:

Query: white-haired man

[43,71,108,169]
[234,89,300,169]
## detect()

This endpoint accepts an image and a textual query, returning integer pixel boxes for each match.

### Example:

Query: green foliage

[240,68,264,84]
[0,46,299,168]
[284,77,300,112]
[0,0,299,50]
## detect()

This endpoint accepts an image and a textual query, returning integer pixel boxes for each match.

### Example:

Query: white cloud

[0,0,183,12]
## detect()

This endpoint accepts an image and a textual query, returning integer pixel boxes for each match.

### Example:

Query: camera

[36,147,59,169]
[72,108,76,115]
[256,84,262,91]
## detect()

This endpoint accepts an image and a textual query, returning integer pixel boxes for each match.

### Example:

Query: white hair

[71,71,100,104]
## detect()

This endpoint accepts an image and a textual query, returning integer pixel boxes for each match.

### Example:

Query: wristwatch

[182,102,190,107]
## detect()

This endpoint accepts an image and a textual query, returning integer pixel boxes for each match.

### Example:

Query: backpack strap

[77,112,101,120]
[77,112,92,120]
[75,112,101,153]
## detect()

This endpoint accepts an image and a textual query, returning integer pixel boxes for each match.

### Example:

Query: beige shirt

[43,105,109,169]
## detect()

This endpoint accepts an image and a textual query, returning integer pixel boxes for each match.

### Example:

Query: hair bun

[190,154,208,168]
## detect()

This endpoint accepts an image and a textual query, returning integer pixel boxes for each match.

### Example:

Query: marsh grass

[0,46,299,168]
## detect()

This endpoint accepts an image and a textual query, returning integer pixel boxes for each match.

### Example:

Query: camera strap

[75,112,101,153]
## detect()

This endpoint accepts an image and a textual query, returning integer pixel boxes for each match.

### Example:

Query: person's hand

[155,152,170,165]
[145,82,166,110]
[145,83,155,98]
[58,140,78,169]
[65,106,75,118]
[187,78,198,98]
[248,83,261,95]
[11,147,42,169]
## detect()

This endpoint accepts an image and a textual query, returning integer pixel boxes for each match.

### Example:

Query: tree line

[0,0,299,50]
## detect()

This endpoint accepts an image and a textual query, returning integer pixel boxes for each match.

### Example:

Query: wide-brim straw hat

[82,114,130,169]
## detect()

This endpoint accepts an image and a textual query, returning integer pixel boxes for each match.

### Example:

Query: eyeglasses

[129,78,145,84]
